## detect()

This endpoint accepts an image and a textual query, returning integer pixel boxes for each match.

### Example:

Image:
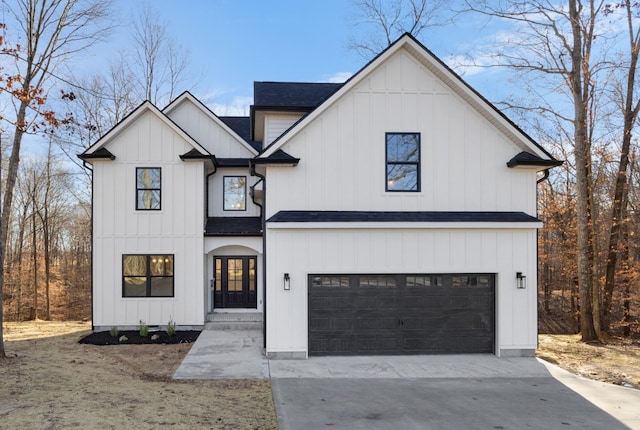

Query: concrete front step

[205,312,263,330]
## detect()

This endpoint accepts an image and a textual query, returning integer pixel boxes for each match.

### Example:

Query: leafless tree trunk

[601,2,640,332]
[462,0,604,341]
[0,0,112,358]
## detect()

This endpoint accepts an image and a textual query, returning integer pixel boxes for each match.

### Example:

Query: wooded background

[1,0,639,345]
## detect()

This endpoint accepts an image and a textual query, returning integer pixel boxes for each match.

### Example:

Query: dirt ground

[537,334,640,389]
[0,321,277,430]
[2,322,639,430]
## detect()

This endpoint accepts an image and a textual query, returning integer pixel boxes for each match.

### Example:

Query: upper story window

[224,176,246,211]
[386,133,420,192]
[122,254,174,297]
[136,167,161,210]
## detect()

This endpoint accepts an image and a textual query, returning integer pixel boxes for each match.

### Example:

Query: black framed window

[123,254,174,297]
[223,176,246,211]
[386,133,420,192]
[136,168,161,210]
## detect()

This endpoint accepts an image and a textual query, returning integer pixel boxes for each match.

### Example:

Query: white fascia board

[163,92,258,156]
[266,221,543,230]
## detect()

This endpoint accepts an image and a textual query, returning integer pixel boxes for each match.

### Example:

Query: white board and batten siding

[264,48,537,218]
[92,110,205,330]
[166,97,256,158]
[264,47,542,357]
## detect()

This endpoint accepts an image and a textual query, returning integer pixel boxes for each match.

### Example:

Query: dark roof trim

[252,149,300,166]
[216,158,252,168]
[205,216,263,236]
[78,147,115,161]
[507,151,564,168]
[179,148,214,161]
[267,211,541,223]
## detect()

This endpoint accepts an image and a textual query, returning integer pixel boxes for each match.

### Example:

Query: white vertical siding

[166,98,255,157]
[265,227,539,356]
[265,49,538,219]
[265,114,302,146]
[92,110,205,329]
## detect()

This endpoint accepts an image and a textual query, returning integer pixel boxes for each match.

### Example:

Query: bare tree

[601,2,640,331]
[348,0,451,58]
[0,0,112,358]
[130,3,191,105]
[461,0,608,341]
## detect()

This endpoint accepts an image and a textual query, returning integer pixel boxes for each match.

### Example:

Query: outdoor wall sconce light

[284,273,291,290]
[516,272,527,289]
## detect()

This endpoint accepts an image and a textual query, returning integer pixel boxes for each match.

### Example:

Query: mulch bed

[78,330,201,345]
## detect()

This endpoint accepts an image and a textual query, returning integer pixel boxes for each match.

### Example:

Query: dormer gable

[164,91,258,158]
[251,82,342,144]
[78,100,210,162]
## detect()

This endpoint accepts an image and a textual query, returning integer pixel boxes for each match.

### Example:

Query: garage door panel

[356,316,398,331]
[309,317,354,331]
[308,273,494,356]
[357,336,399,353]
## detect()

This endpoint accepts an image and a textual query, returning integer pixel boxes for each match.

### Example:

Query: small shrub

[119,335,128,342]
[109,327,119,338]
[166,318,176,337]
[139,321,149,337]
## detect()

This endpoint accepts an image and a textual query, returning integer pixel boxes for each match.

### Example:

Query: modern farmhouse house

[79,33,561,358]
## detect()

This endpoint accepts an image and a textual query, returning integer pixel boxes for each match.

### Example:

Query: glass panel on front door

[213,256,257,309]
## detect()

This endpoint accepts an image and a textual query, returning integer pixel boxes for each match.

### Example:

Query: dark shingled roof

[267,211,541,223]
[507,151,564,168]
[253,82,342,109]
[215,158,251,168]
[205,217,262,236]
[219,116,262,151]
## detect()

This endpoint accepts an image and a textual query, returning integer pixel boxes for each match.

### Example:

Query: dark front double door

[213,256,257,309]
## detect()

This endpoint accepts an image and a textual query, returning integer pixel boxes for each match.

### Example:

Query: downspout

[205,160,218,220]
[250,161,267,349]
[81,161,94,331]
[536,168,550,184]
[535,167,550,351]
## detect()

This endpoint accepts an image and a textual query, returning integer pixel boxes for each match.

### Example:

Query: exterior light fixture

[516,272,527,289]
[284,273,291,290]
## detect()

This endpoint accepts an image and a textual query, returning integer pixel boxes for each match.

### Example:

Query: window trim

[136,167,162,211]
[122,254,175,298]
[385,132,421,192]
[223,175,247,211]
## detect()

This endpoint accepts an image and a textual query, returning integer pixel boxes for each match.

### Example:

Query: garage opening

[308,274,495,356]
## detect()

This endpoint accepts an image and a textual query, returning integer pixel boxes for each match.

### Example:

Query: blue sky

[101,0,506,115]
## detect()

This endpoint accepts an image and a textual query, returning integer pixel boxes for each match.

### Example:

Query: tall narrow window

[136,168,161,210]
[123,254,174,297]
[224,176,246,211]
[386,133,420,192]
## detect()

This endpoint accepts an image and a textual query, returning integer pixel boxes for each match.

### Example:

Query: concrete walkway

[174,330,640,429]
[173,330,269,379]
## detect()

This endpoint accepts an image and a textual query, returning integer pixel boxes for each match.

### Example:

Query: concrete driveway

[174,330,640,429]
[269,355,640,429]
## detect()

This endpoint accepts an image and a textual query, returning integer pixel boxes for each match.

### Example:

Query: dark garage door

[308,274,495,356]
